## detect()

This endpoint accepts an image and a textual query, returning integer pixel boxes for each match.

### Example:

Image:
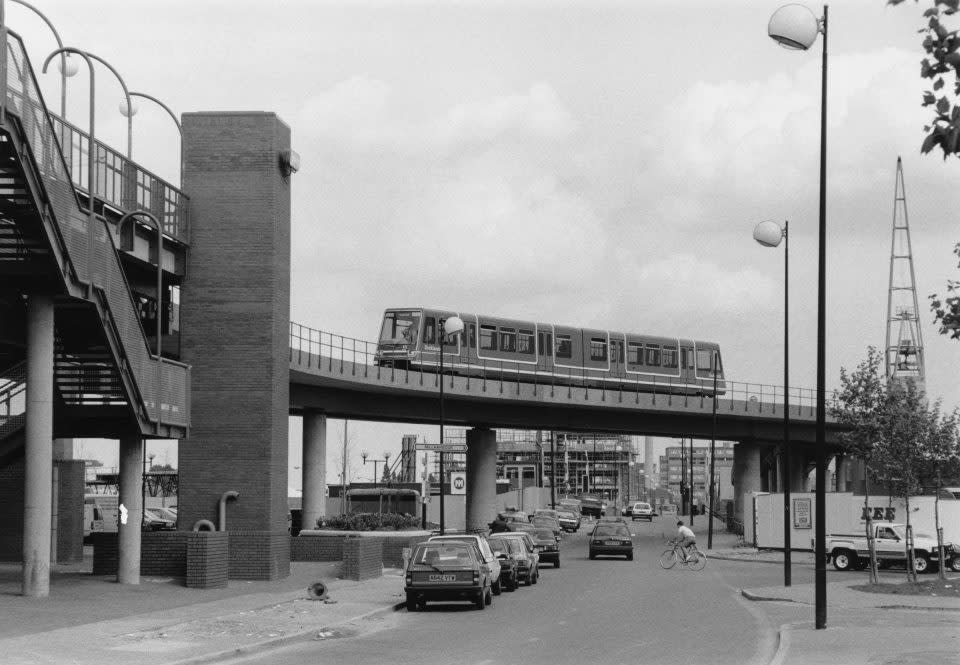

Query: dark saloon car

[532,527,561,568]
[589,522,634,560]
[531,515,562,540]
[498,532,540,585]
[486,535,524,591]
[405,541,493,611]
[579,496,606,518]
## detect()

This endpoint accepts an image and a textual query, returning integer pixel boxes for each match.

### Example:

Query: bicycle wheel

[687,549,707,571]
[659,548,678,569]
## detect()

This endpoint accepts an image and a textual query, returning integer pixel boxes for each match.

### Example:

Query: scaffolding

[885,157,925,390]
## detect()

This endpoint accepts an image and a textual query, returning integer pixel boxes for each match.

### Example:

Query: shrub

[320,512,421,531]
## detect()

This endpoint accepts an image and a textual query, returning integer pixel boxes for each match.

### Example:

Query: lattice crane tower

[885,157,925,389]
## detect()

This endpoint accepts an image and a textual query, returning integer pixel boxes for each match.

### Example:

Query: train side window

[537,332,545,356]
[662,346,678,368]
[423,317,436,344]
[480,325,497,351]
[518,330,534,355]
[589,338,607,362]
[499,327,517,352]
[627,342,642,365]
[611,340,623,364]
[696,349,712,371]
[645,345,661,366]
[545,334,552,356]
[467,323,476,349]
[555,334,572,359]
[681,348,695,369]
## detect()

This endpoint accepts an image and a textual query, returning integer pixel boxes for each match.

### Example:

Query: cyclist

[676,520,696,560]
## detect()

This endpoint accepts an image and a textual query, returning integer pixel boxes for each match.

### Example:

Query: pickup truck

[825,522,960,574]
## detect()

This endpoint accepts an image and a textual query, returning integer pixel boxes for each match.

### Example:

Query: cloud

[297,79,576,153]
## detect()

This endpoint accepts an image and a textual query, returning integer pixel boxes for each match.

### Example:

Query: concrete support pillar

[117,437,143,584]
[732,441,762,525]
[465,428,497,532]
[834,454,847,492]
[301,412,327,532]
[22,294,54,597]
[787,449,807,493]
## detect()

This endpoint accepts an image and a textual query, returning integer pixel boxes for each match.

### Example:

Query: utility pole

[550,431,556,509]
[340,420,348,515]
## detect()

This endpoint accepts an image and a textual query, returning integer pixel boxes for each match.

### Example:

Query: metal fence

[290,322,834,416]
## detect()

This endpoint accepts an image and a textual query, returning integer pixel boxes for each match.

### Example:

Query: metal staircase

[0,27,189,441]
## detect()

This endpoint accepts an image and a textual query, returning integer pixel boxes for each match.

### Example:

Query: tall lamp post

[754,219,792,585]
[125,91,183,186]
[8,0,78,118]
[360,451,390,486]
[768,2,828,629]
[437,314,464,535]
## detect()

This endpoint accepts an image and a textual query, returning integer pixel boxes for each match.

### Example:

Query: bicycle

[659,539,707,571]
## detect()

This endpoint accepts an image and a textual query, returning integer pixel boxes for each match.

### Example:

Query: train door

[537,328,553,372]
[680,346,695,383]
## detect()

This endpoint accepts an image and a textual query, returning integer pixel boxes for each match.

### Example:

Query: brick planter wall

[187,531,229,589]
[342,536,382,581]
[295,530,432,567]
[142,531,189,577]
[91,532,118,575]
[229,531,291,580]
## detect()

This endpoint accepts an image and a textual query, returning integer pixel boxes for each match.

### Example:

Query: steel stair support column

[117,435,142,584]
[22,293,53,597]
[300,412,326,532]
[465,428,496,533]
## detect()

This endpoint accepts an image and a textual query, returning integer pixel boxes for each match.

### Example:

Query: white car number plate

[428,574,456,582]
[605,540,621,546]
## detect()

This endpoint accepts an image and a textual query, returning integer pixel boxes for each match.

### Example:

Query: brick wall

[341,536,382,581]
[55,460,84,563]
[91,532,118,575]
[142,531,189,577]
[0,456,24,561]
[290,533,345,561]
[179,112,292,580]
[186,531,229,589]
[228,530,291,580]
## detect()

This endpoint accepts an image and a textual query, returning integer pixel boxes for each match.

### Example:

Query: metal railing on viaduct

[288,323,843,446]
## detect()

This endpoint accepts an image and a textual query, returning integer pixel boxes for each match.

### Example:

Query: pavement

[1,536,958,665]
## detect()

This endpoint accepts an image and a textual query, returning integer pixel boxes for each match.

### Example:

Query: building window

[480,325,497,351]
[555,334,572,359]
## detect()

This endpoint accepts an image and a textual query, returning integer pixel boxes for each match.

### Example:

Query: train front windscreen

[379,311,420,351]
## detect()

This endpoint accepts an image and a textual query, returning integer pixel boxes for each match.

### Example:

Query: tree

[888,2,960,335]
[831,347,886,583]
[889,0,960,159]
[874,380,930,582]
[918,400,960,578]
[929,243,960,339]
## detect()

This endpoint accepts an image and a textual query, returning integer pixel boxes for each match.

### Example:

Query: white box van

[84,494,119,537]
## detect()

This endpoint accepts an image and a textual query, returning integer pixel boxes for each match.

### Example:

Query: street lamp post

[708,351,719,549]
[628,460,636,505]
[769,2,828,628]
[125,91,183,186]
[754,219,792,585]
[79,50,132,160]
[437,314,464,535]
[8,0,78,118]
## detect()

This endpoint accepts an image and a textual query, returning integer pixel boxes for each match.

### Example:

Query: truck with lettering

[825,522,960,574]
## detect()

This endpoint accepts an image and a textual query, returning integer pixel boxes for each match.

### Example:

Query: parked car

[486,535,524,591]
[630,502,656,521]
[533,508,559,519]
[589,522,634,560]
[428,533,503,595]
[502,511,530,524]
[143,508,175,531]
[498,532,540,585]
[532,527,561,568]
[531,515,562,539]
[405,540,493,611]
[557,509,581,533]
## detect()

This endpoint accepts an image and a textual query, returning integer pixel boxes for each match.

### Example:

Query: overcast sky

[21,0,959,491]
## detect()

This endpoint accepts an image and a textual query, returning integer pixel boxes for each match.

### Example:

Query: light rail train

[374,307,726,395]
